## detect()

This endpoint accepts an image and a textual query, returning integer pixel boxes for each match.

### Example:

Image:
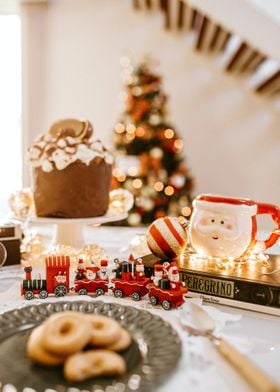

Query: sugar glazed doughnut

[27,324,66,366]
[105,328,132,352]
[85,314,122,346]
[41,311,92,355]
[64,350,126,382]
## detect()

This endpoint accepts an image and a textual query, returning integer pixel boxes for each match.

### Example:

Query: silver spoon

[181,303,279,392]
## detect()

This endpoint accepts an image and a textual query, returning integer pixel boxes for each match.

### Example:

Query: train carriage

[148,279,188,310]
[74,277,109,296]
[111,278,151,301]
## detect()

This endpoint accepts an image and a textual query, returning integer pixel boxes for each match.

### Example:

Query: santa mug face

[189,195,280,259]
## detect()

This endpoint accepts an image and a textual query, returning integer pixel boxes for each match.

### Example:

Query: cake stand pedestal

[29,212,128,249]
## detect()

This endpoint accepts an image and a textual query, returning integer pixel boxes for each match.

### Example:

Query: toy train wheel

[39,290,48,299]
[114,289,123,298]
[96,288,105,296]
[54,284,67,297]
[24,291,34,300]
[162,300,171,311]
[150,295,158,306]
[78,288,88,295]
[131,291,141,301]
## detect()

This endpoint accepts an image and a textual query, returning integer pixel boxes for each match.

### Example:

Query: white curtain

[20,0,48,186]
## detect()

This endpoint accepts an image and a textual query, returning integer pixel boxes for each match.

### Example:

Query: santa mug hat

[193,194,257,217]
[171,268,179,275]
[100,260,108,267]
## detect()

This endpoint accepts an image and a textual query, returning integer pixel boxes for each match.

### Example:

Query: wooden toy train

[21,255,188,310]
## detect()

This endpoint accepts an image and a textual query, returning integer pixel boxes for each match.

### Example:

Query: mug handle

[256,202,280,250]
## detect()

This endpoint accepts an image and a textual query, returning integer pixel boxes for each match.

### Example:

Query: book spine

[186,291,280,316]
[179,270,280,309]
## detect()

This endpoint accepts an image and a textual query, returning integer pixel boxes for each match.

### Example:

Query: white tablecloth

[0,225,279,392]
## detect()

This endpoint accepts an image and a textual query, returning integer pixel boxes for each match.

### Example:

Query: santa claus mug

[189,194,280,259]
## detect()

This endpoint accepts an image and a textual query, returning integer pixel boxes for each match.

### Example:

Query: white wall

[24,0,280,207]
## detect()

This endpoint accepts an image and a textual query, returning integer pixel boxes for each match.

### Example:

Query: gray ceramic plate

[0,301,181,392]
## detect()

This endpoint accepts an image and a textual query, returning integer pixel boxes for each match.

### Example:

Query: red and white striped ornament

[146,217,187,259]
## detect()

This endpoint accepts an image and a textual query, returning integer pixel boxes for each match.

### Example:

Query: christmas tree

[112,58,193,226]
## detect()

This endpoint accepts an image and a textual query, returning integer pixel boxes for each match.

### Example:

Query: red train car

[111,260,151,301]
[74,277,109,296]
[112,278,151,301]
[148,279,188,310]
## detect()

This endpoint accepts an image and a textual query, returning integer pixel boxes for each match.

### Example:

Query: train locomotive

[21,255,70,300]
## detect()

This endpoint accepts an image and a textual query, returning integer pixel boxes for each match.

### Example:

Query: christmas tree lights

[112,57,194,225]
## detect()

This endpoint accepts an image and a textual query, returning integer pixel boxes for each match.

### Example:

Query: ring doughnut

[64,350,126,382]
[85,315,122,346]
[27,325,66,366]
[41,311,92,355]
[105,328,132,352]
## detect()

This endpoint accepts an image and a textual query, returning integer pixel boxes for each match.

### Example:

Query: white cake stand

[28,212,128,249]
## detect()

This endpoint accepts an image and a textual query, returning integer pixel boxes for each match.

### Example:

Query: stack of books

[143,253,280,316]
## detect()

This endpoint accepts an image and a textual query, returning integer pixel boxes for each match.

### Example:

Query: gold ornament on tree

[129,233,150,257]
[46,244,78,266]
[80,244,108,266]
[108,189,134,214]
[9,188,37,265]
[21,234,46,266]
[8,188,34,220]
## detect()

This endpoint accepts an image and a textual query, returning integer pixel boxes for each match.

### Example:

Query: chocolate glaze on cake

[32,160,112,218]
[28,119,113,218]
